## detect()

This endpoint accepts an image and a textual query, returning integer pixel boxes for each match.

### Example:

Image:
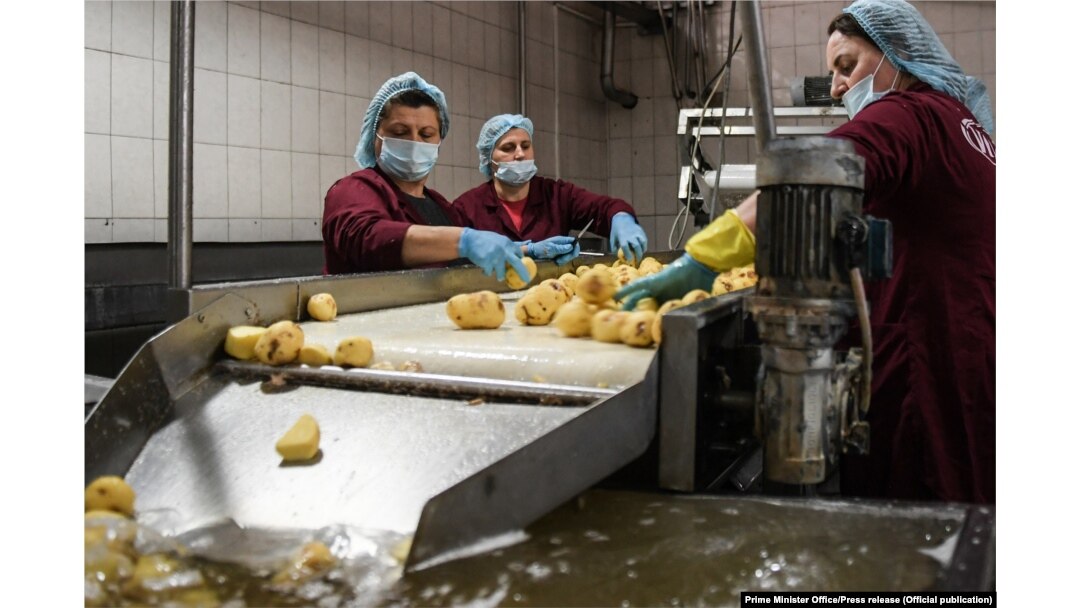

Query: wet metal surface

[100,489,972,607]
[388,490,969,607]
[125,377,586,537]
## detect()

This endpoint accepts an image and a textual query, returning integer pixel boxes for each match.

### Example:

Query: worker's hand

[610,212,648,265]
[459,228,532,283]
[615,253,716,310]
[525,236,581,266]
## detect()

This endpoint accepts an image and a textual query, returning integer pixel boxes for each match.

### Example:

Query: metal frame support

[167,1,196,321]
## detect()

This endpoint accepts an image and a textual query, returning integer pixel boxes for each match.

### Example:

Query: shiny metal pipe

[168,0,195,291]
[737,0,776,154]
[519,1,527,115]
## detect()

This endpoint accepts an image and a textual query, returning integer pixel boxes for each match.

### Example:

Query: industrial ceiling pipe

[168,0,196,317]
[738,0,777,153]
[519,1,527,115]
[601,8,637,109]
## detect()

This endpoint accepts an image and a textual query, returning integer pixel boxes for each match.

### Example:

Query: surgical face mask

[492,159,537,186]
[842,55,898,119]
[376,134,439,182]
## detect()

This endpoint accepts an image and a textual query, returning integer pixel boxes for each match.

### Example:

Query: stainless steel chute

[85,259,665,570]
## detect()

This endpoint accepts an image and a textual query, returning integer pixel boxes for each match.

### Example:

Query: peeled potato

[574,265,591,277]
[514,292,557,325]
[224,325,269,360]
[553,299,593,337]
[307,293,338,321]
[506,256,538,290]
[255,321,305,365]
[620,311,657,347]
[334,336,374,367]
[536,279,572,307]
[123,554,191,600]
[298,344,332,366]
[634,297,659,312]
[576,269,617,304]
[682,289,711,305]
[447,290,506,329]
[591,310,630,343]
[638,257,663,275]
[558,272,579,295]
[276,413,321,461]
[652,299,686,345]
[85,476,136,517]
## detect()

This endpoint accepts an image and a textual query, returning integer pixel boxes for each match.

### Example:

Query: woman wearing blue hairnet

[453,114,648,266]
[618,0,995,504]
[323,72,531,282]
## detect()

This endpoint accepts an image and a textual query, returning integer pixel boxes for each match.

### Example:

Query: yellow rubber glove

[685,209,756,272]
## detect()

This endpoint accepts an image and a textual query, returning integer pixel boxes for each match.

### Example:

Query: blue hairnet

[844,0,994,135]
[354,72,450,169]
[476,114,535,178]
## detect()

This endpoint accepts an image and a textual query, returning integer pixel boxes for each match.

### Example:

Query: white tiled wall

[85,1,994,248]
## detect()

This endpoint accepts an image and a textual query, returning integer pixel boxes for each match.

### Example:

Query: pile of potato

[445,257,759,349]
[84,474,339,605]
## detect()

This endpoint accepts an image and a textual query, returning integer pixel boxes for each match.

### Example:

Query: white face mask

[842,54,899,119]
[376,134,440,182]
[492,159,537,186]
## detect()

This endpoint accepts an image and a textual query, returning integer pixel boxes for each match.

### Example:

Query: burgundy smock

[832,83,996,504]
[453,176,636,243]
[322,166,463,274]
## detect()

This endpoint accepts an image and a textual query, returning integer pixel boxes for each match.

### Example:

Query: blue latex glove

[524,235,581,266]
[459,227,532,282]
[609,212,648,264]
[614,253,716,310]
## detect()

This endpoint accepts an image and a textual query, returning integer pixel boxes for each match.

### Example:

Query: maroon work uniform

[833,83,996,504]
[453,176,636,242]
[322,166,463,274]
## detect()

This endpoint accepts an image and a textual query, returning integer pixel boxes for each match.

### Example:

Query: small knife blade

[571,218,596,248]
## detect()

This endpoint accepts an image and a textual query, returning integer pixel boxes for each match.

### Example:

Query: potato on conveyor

[634,297,659,312]
[537,278,572,306]
[276,413,321,461]
[574,265,591,277]
[591,310,630,343]
[298,344,333,366]
[255,321,305,365]
[558,272,579,295]
[712,264,759,295]
[514,291,557,326]
[85,475,136,517]
[506,256,538,290]
[306,292,338,321]
[447,290,506,329]
[682,289,711,305]
[638,257,663,275]
[224,325,269,360]
[652,299,686,345]
[334,336,374,367]
[576,268,617,304]
[553,299,593,337]
[621,311,657,347]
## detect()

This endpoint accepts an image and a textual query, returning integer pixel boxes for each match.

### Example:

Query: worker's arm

[400,225,465,266]
[615,192,758,309]
[402,225,531,282]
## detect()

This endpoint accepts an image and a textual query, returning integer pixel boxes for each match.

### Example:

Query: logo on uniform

[961,118,995,166]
